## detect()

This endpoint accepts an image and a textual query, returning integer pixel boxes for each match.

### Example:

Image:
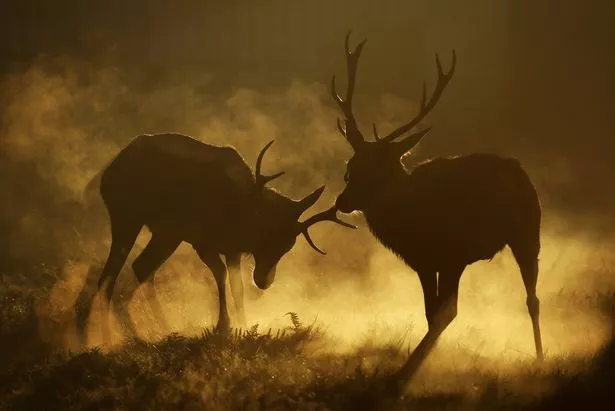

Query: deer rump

[99,133,257,251]
[367,154,541,271]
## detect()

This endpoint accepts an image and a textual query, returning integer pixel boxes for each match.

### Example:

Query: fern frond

[284,312,302,329]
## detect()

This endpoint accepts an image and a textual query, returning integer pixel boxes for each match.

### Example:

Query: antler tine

[372,123,381,141]
[303,231,327,255]
[298,206,357,254]
[336,117,347,137]
[344,30,353,55]
[331,76,344,108]
[302,206,357,229]
[380,49,457,143]
[255,140,285,187]
[420,81,427,112]
[330,30,368,150]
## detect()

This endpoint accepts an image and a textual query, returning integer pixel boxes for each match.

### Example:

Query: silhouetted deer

[330,32,543,388]
[84,133,354,345]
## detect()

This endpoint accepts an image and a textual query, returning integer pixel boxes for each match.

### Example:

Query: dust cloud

[2,55,612,373]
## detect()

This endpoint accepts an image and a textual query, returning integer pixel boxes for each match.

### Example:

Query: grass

[0,317,612,411]
[1,267,614,410]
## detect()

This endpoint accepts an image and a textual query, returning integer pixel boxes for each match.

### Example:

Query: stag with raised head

[80,133,353,345]
[330,32,543,387]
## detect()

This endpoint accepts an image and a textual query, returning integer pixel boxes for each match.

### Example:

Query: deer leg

[432,265,464,334]
[75,262,104,344]
[417,271,438,331]
[226,253,246,328]
[96,215,141,347]
[130,234,181,337]
[511,244,544,361]
[395,266,463,393]
[196,251,230,332]
[387,270,437,396]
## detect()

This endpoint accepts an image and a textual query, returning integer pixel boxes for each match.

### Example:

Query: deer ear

[295,185,325,215]
[396,127,431,156]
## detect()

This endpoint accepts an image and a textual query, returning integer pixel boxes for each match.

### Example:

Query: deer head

[249,140,355,289]
[330,32,456,213]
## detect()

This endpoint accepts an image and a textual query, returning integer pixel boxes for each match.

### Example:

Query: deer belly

[142,204,236,244]
[369,214,508,269]
[460,236,508,262]
[438,213,510,263]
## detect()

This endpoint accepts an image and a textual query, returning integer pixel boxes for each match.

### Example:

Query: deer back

[100,134,258,240]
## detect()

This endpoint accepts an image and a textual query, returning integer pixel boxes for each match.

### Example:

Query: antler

[255,140,285,188]
[331,31,368,151]
[378,50,457,143]
[298,206,356,254]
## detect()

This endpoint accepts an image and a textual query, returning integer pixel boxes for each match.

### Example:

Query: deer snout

[253,265,277,290]
[335,191,356,214]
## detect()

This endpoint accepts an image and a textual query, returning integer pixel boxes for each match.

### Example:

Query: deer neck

[363,162,409,217]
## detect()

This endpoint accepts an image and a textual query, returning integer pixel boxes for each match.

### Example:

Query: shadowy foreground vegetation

[1,272,614,410]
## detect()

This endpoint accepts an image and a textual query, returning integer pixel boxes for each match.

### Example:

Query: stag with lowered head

[330,32,543,388]
[82,133,353,345]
